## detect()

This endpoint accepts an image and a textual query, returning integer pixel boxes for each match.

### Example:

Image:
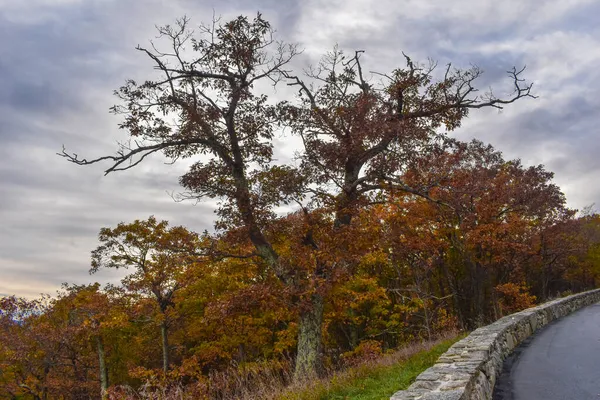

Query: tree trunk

[161,321,169,373]
[96,336,109,398]
[439,257,465,330]
[423,302,432,340]
[293,293,324,382]
[42,362,50,400]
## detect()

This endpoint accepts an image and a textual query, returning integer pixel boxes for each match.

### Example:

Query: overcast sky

[1,0,599,298]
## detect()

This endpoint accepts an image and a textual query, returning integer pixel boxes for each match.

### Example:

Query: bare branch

[59,135,233,175]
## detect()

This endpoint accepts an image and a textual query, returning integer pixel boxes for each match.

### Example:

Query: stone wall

[390,288,600,400]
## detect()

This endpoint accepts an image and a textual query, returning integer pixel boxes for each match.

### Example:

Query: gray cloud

[1,0,599,297]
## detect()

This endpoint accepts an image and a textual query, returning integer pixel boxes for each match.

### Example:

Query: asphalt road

[493,302,600,400]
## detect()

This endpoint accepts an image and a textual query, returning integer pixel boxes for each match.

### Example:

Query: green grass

[278,335,463,400]
[320,337,460,400]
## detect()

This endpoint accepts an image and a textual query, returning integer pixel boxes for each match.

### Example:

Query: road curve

[493,302,600,400]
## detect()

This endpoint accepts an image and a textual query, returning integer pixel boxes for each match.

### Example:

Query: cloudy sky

[1,0,599,298]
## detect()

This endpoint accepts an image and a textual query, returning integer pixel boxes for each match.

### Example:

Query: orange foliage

[495,283,537,315]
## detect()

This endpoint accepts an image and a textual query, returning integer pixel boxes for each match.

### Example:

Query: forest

[2,13,600,400]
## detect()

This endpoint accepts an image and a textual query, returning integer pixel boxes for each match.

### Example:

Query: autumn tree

[61,13,534,379]
[57,283,132,398]
[0,293,104,399]
[272,51,533,372]
[392,140,573,326]
[0,296,50,399]
[533,213,600,296]
[173,244,296,372]
[90,216,203,373]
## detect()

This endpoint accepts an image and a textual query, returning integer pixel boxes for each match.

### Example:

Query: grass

[319,338,459,400]
[277,333,464,400]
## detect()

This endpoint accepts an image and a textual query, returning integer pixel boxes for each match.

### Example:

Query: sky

[1,0,599,298]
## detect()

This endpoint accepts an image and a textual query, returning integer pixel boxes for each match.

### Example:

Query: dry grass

[273,331,461,400]
[108,331,462,400]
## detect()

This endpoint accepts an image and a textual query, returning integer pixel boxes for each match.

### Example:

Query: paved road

[494,302,600,400]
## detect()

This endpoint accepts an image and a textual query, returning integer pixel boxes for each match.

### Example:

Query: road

[493,302,600,400]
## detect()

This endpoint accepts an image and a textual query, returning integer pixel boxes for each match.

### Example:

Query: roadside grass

[276,333,464,400]
[106,333,464,399]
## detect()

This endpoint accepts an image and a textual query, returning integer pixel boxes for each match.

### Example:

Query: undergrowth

[108,331,463,400]
[276,332,463,400]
